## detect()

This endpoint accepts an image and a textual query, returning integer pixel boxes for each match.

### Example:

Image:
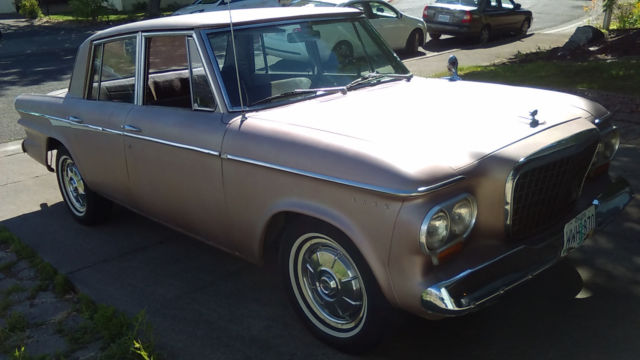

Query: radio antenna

[226,1,247,119]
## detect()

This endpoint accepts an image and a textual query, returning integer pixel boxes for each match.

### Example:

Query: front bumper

[421,176,632,316]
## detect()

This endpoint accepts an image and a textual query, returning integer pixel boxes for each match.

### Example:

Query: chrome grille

[506,131,599,240]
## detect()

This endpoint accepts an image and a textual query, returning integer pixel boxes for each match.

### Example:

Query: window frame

[85,31,220,112]
[85,34,139,103]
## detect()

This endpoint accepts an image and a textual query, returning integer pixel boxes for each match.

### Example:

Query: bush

[69,0,109,22]
[613,1,640,29]
[17,0,42,19]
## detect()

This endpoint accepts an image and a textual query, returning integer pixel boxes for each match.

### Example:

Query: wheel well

[45,138,64,172]
[261,212,351,266]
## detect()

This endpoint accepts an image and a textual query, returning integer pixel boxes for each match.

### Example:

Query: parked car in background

[292,0,427,53]
[173,0,286,15]
[15,7,631,353]
[423,0,532,43]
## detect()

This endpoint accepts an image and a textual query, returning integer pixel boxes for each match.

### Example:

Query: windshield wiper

[346,72,413,90]
[250,86,347,106]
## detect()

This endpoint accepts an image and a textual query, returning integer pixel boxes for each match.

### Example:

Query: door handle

[68,116,83,124]
[123,124,142,132]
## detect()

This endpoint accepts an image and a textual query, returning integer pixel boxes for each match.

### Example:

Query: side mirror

[514,3,521,10]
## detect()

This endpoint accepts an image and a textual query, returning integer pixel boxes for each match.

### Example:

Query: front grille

[508,137,598,240]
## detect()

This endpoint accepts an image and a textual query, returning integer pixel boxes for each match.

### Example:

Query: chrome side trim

[122,132,220,156]
[222,154,464,197]
[17,109,220,157]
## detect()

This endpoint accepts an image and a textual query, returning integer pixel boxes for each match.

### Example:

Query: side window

[144,35,216,110]
[500,0,513,9]
[371,2,398,19]
[187,38,216,110]
[87,37,137,103]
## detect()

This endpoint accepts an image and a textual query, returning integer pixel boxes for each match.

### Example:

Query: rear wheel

[56,147,111,225]
[404,29,423,54]
[279,219,386,352]
[429,32,441,40]
[479,25,490,44]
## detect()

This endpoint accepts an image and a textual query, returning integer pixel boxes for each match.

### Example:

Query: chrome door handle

[123,124,142,132]
[68,116,83,124]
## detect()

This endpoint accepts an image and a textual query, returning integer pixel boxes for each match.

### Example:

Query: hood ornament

[529,109,539,128]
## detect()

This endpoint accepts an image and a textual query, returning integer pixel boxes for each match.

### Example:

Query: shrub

[613,1,640,29]
[17,0,42,19]
[69,0,109,22]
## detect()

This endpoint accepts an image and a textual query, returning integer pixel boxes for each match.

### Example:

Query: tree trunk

[147,0,161,18]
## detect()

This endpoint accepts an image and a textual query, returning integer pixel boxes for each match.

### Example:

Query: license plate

[562,206,596,256]
[437,14,451,22]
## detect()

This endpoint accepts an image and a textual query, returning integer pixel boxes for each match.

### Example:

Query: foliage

[433,58,640,97]
[69,0,110,22]
[17,0,42,19]
[613,1,640,29]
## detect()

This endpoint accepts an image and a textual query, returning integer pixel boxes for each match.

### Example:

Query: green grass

[0,227,159,359]
[42,11,173,24]
[434,58,640,97]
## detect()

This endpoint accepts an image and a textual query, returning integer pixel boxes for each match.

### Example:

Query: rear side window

[87,37,137,103]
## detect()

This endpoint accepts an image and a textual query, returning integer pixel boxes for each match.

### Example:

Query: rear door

[359,1,407,49]
[58,36,138,204]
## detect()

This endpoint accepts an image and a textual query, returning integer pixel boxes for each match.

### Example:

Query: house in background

[0,0,192,14]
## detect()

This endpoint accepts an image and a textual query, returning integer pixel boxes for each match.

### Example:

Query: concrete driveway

[1,137,639,358]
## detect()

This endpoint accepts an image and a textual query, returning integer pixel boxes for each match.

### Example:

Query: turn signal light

[423,5,429,18]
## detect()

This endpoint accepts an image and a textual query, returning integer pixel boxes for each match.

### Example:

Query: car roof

[90,7,361,41]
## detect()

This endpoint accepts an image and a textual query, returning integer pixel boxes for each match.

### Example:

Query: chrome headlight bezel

[419,193,477,264]
[590,125,620,173]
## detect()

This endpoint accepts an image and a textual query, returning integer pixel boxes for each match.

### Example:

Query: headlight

[420,194,477,263]
[451,198,474,236]
[589,126,620,177]
[425,210,449,250]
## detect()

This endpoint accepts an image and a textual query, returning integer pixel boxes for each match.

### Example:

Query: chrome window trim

[222,153,464,196]
[504,128,600,234]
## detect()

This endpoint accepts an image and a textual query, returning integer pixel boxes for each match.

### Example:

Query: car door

[122,33,227,244]
[499,0,524,31]
[481,0,509,31]
[58,36,137,205]
[363,1,407,49]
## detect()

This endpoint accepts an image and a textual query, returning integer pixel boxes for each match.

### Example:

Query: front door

[123,34,227,243]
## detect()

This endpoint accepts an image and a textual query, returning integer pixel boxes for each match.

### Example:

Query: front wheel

[280,220,385,352]
[56,147,111,225]
[519,19,530,35]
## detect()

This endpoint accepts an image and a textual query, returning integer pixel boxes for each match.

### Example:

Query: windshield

[434,0,478,6]
[206,17,409,109]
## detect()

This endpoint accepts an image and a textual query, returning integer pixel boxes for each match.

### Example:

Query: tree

[147,0,161,18]
[603,0,617,29]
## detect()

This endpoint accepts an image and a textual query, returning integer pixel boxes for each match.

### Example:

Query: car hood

[248,77,600,171]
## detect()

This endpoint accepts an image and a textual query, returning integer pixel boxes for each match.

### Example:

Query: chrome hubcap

[60,156,87,214]
[293,234,366,330]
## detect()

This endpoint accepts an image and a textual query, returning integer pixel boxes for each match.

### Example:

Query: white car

[173,0,286,15]
[291,0,427,53]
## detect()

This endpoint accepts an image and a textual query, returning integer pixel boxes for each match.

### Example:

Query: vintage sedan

[291,0,427,53]
[16,7,631,352]
[423,0,532,43]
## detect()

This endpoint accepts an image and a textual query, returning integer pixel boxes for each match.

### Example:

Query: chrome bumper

[421,177,632,316]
